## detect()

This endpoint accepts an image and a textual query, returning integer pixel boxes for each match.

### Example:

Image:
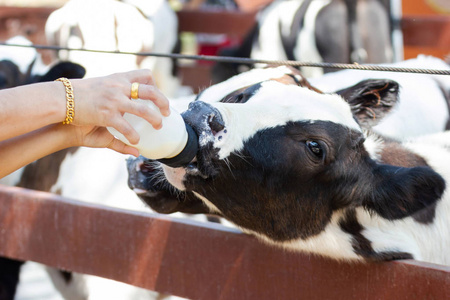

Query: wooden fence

[1,185,449,300]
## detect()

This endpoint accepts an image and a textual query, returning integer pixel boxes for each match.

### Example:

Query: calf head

[129,71,444,257]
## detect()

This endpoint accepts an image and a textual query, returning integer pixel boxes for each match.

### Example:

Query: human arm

[0,69,172,178]
[0,122,140,179]
[0,69,170,144]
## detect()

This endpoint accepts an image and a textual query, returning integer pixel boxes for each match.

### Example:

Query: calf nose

[182,101,225,146]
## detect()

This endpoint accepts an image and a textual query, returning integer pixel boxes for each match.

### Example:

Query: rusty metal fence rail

[0,185,449,300]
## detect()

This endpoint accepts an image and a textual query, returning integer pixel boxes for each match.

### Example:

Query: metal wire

[1,42,449,76]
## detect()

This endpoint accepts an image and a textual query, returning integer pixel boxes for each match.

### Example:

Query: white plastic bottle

[107,100,198,167]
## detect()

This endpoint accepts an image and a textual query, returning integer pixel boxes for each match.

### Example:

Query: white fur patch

[0,167,25,187]
[241,211,360,261]
[197,66,293,103]
[208,81,361,159]
[363,132,384,161]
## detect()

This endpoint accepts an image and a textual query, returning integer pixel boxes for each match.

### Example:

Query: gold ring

[131,82,139,100]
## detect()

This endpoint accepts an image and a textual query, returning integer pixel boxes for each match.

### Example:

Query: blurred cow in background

[0,36,85,89]
[308,55,450,140]
[212,0,394,83]
[45,0,182,97]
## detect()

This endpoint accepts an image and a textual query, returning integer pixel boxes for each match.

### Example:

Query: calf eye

[306,140,323,158]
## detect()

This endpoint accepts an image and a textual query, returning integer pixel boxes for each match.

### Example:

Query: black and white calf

[212,0,393,82]
[45,0,182,97]
[0,36,86,89]
[130,60,450,266]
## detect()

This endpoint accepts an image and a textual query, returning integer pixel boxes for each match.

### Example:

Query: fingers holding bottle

[71,125,140,157]
[70,69,170,128]
[63,69,168,150]
[126,69,171,117]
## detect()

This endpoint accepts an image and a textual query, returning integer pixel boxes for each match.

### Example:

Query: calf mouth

[126,156,165,196]
[128,101,226,194]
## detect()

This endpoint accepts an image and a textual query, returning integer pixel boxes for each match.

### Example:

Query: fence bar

[0,185,449,300]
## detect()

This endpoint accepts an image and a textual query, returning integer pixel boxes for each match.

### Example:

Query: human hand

[71,125,140,157]
[70,69,170,145]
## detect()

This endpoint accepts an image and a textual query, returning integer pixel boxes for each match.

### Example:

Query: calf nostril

[208,114,225,135]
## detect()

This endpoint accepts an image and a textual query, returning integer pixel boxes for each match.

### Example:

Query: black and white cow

[45,0,182,97]
[129,59,450,266]
[0,36,86,90]
[212,0,393,83]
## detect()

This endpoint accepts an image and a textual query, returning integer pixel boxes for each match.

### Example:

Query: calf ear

[38,62,86,82]
[363,164,445,220]
[336,79,399,128]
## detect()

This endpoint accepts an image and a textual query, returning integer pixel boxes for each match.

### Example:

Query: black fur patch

[0,257,23,300]
[379,140,440,224]
[362,164,445,220]
[218,82,263,104]
[59,270,73,284]
[0,60,22,89]
[35,61,86,83]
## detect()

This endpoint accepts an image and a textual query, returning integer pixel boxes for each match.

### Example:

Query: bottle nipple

[157,123,198,167]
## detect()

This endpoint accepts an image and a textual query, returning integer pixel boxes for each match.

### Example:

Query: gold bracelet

[56,77,75,125]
